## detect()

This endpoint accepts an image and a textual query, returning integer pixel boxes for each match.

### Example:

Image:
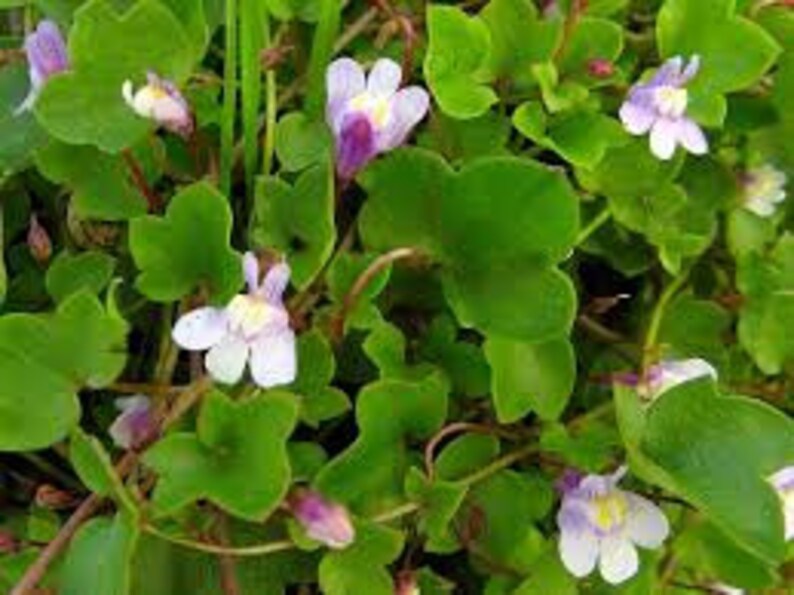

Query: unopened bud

[587,58,614,78]
[395,571,420,595]
[27,215,52,264]
[0,530,17,553]
[35,484,79,510]
[108,395,157,450]
[288,489,355,549]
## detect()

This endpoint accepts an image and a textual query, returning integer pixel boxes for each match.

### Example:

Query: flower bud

[108,395,157,450]
[0,530,18,553]
[122,72,193,138]
[27,215,52,264]
[35,484,79,510]
[395,571,420,595]
[288,489,355,549]
[587,58,614,78]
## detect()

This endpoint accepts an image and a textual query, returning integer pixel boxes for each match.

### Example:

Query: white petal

[677,118,708,155]
[558,528,599,578]
[243,251,260,293]
[619,101,656,135]
[122,80,135,107]
[745,198,776,218]
[327,58,365,107]
[259,262,291,304]
[366,58,402,97]
[172,307,228,350]
[649,118,679,160]
[625,493,670,548]
[376,87,430,152]
[598,536,639,585]
[249,328,297,388]
[205,336,248,384]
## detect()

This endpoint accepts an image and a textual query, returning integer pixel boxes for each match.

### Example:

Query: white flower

[769,465,794,541]
[122,71,193,137]
[556,466,670,585]
[638,358,717,400]
[742,164,787,218]
[172,252,296,388]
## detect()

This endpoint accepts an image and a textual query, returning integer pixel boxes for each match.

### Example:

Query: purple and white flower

[172,253,296,388]
[289,489,355,549]
[108,395,156,450]
[16,20,69,114]
[122,71,193,137]
[769,465,794,541]
[326,57,429,179]
[557,466,670,585]
[637,358,717,400]
[619,56,708,161]
[741,164,787,218]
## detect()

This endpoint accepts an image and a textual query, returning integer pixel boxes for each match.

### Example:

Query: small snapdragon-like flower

[122,72,193,137]
[637,358,717,400]
[619,56,707,161]
[172,252,296,388]
[289,489,355,549]
[769,466,794,541]
[109,395,156,450]
[741,164,787,218]
[326,57,429,179]
[16,20,69,114]
[556,466,670,585]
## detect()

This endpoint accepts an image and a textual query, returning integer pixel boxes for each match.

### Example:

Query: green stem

[0,203,6,306]
[305,0,341,118]
[458,443,537,486]
[576,208,611,245]
[262,63,277,176]
[642,271,689,373]
[219,0,239,198]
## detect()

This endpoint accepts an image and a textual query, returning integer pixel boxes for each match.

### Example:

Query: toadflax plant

[0,0,793,593]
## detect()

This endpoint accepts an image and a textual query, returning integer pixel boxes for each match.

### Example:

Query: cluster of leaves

[0,0,793,593]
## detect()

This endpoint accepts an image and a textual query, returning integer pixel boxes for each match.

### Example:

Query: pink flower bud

[108,395,157,450]
[395,571,420,595]
[0,530,18,553]
[27,215,52,264]
[587,58,614,78]
[289,489,355,549]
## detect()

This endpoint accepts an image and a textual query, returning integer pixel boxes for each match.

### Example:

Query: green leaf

[250,164,336,289]
[319,522,404,595]
[274,112,332,172]
[618,379,794,564]
[61,513,140,595]
[314,376,449,513]
[35,140,149,221]
[144,390,299,521]
[404,468,468,553]
[658,295,730,368]
[480,0,562,80]
[291,330,350,426]
[130,181,241,304]
[557,16,623,75]
[657,0,781,125]
[359,147,451,256]
[513,543,577,595]
[35,0,203,152]
[70,427,137,513]
[424,5,498,119]
[46,250,116,303]
[418,111,510,165]
[444,264,577,342]
[737,235,794,373]
[0,291,127,450]
[485,336,575,422]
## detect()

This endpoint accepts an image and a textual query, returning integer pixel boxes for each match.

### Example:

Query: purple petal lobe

[650,56,683,87]
[249,328,296,388]
[243,252,260,294]
[619,100,655,135]
[336,112,377,179]
[376,86,430,151]
[366,58,402,97]
[259,262,291,304]
[649,118,679,160]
